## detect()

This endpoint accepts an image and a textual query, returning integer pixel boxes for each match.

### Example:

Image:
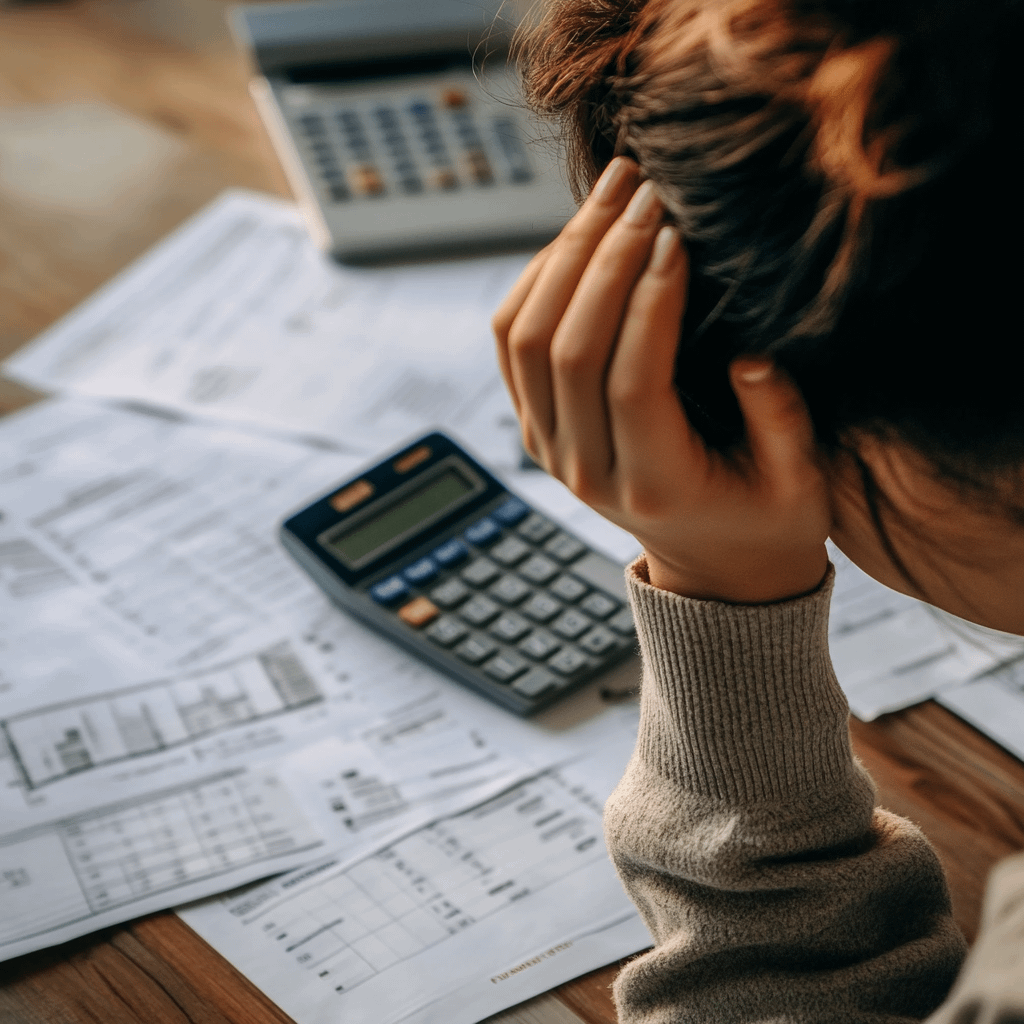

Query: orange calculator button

[394,445,432,474]
[441,88,469,108]
[349,164,386,196]
[431,168,460,191]
[398,597,440,628]
[329,478,374,512]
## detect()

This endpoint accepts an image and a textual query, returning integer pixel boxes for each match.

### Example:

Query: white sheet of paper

[0,697,531,962]
[824,543,1007,720]
[179,752,647,1024]
[2,190,530,472]
[939,657,1024,761]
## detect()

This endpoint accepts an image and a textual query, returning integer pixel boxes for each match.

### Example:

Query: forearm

[605,558,967,1023]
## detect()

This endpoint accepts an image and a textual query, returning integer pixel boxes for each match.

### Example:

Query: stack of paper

[2,190,1019,1023]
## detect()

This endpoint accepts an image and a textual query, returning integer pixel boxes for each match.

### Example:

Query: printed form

[0,400,551,959]
[2,190,530,473]
[180,740,650,1024]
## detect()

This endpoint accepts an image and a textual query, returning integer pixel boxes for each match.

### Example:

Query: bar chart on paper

[3,641,322,788]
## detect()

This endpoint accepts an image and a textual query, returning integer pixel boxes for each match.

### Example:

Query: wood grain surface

[0,3,1021,1023]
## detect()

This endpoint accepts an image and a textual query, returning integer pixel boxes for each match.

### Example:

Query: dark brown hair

[516,0,1023,497]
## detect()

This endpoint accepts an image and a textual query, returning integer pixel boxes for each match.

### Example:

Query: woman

[492,0,1024,1019]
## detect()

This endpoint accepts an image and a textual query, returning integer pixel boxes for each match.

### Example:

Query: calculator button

[432,537,469,567]
[609,607,636,636]
[512,667,559,698]
[349,165,386,196]
[521,592,563,622]
[518,630,560,660]
[430,578,470,609]
[580,592,619,619]
[398,597,439,628]
[489,612,531,642]
[441,88,469,108]
[549,574,588,603]
[517,513,557,543]
[425,616,468,647]
[519,554,559,584]
[490,536,530,566]
[489,574,530,605]
[578,625,618,655]
[544,533,587,563]
[403,557,439,586]
[464,517,501,547]
[551,609,592,640]
[328,184,351,203]
[483,651,528,683]
[462,150,494,185]
[430,167,460,191]
[492,496,530,526]
[460,594,501,626]
[494,118,534,183]
[399,176,424,194]
[461,557,500,587]
[455,634,497,664]
[369,575,409,605]
[547,647,590,676]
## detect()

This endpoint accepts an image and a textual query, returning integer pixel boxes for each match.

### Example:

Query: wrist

[644,546,829,605]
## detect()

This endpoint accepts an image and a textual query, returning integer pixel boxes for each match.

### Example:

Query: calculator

[232,0,577,262]
[280,434,636,714]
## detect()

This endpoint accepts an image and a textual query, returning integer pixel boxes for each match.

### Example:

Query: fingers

[492,247,550,416]
[730,360,819,496]
[547,182,673,486]
[604,225,695,484]
[503,157,640,444]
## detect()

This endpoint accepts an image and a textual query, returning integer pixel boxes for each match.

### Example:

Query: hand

[493,157,830,604]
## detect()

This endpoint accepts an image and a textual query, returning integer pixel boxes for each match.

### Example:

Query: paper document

[0,699,528,962]
[2,190,530,472]
[0,397,644,964]
[180,754,649,1024]
[940,655,1024,761]
[825,544,1008,720]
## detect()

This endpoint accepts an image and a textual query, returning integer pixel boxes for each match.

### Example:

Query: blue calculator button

[403,557,439,585]
[369,576,409,605]
[492,496,530,526]
[432,537,469,566]
[464,517,501,546]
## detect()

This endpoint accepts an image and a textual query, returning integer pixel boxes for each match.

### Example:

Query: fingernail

[623,180,662,225]
[591,157,631,203]
[648,225,679,271]
[733,360,774,384]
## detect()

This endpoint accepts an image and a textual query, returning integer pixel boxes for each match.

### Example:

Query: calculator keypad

[366,495,635,708]
[290,82,535,206]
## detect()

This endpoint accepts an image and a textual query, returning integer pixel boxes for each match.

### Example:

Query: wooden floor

[0,3,1022,1023]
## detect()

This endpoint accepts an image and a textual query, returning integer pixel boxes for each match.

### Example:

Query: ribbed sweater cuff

[627,557,855,806]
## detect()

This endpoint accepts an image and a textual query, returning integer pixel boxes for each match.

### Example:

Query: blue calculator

[280,433,636,714]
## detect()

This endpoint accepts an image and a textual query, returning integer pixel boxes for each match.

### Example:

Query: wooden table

[1,4,1022,1023]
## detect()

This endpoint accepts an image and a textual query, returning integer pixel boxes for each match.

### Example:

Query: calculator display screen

[326,466,477,566]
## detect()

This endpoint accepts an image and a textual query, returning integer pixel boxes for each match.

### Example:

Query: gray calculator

[232,0,577,262]
[280,434,636,714]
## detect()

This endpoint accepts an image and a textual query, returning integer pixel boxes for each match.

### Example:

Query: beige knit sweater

[605,557,1024,1023]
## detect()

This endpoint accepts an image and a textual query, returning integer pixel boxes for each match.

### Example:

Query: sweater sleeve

[604,557,968,1024]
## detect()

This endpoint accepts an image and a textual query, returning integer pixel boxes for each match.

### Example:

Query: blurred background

[0,0,291,411]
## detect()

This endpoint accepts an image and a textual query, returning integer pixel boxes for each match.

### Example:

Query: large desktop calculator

[281,434,636,714]
[232,0,576,262]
